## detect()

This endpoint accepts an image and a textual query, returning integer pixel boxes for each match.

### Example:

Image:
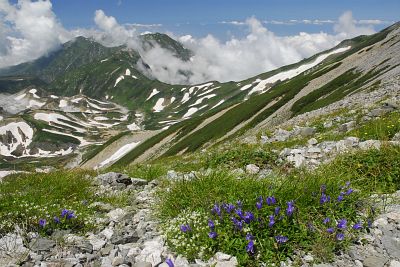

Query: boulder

[359,140,381,150]
[307,138,318,146]
[96,172,132,186]
[29,238,55,252]
[245,164,260,174]
[296,127,316,137]
[338,121,356,132]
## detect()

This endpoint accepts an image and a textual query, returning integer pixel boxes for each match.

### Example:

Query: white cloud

[357,19,394,25]
[125,23,162,28]
[139,13,377,84]
[334,11,375,39]
[0,0,71,68]
[220,20,246,26]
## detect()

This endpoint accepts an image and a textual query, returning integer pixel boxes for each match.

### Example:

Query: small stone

[133,261,152,267]
[389,260,400,267]
[260,135,269,144]
[100,228,114,240]
[110,232,139,245]
[100,244,114,256]
[303,254,313,262]
[392,132,400,141]
[245,164,260,174]
[215,252,232,261]
[354,260,363,267]
[101,257,113,266]
[107,208,127,222]
[374,218,388,227]
[297,127,316,137]
[359,140,381,150]
[112,256,124,266]
[363,255,388,267]
[167,170,179,180]
[307,138,318,146]
[323,121,333,128]
[386,212,400,222]
[76,240,93,253]
[29,238,56,251]
[338,121,356,132]
[131,178,149,186]
[369,108,389,117]
[88,235,106,251]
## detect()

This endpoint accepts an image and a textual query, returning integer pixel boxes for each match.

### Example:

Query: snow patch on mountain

[127,122,141,131]
[114,76,124,87]
[183,107,198,118]
[146,89,160,101]
[34,113,86,133]
[247,46,351,95]
[189,94,216,107]
[211,100,225,109]
[96,141,140,169]
[0,122,33,157]
[153,98,165,112]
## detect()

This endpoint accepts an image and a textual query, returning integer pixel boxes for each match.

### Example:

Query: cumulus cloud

[139,13,376,84]
[0,0,71,68]
[0,1,384,85]
[334,11,375,39]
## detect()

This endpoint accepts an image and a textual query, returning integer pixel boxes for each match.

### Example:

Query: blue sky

[51,0,398,38]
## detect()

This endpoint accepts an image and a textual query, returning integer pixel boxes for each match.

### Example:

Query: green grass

[0,170,129,235]
[203,143,278,170]
[108,163,167,181]
[157,145,400,265]
[348,111,400,141]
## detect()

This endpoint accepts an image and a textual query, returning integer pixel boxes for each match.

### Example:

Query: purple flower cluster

[275,235,288,244]
[286,201,295,216]
[206,196,295,255]
[61,209,76,219]
[38,208,76,229]
[38,219,46,228]
[180,224,191,233]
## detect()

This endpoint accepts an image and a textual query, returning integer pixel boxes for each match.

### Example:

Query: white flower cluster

[162,210,213,259]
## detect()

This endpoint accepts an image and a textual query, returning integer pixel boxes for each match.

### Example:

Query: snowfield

[183,107,198,118]
[181,92,191,104]
[246,46,351,95]
[211,99,225,109]
[59,99,68,108]
[127,122,141,131]
[189,94,216,107]
[153,98,166,112]
[0,122,33,157]
[29,89,40,98]
[146,89,160,100]
[114,76,124,87]
[34,113,86,133]
[27,100,45,108]
[96,141,140,169]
